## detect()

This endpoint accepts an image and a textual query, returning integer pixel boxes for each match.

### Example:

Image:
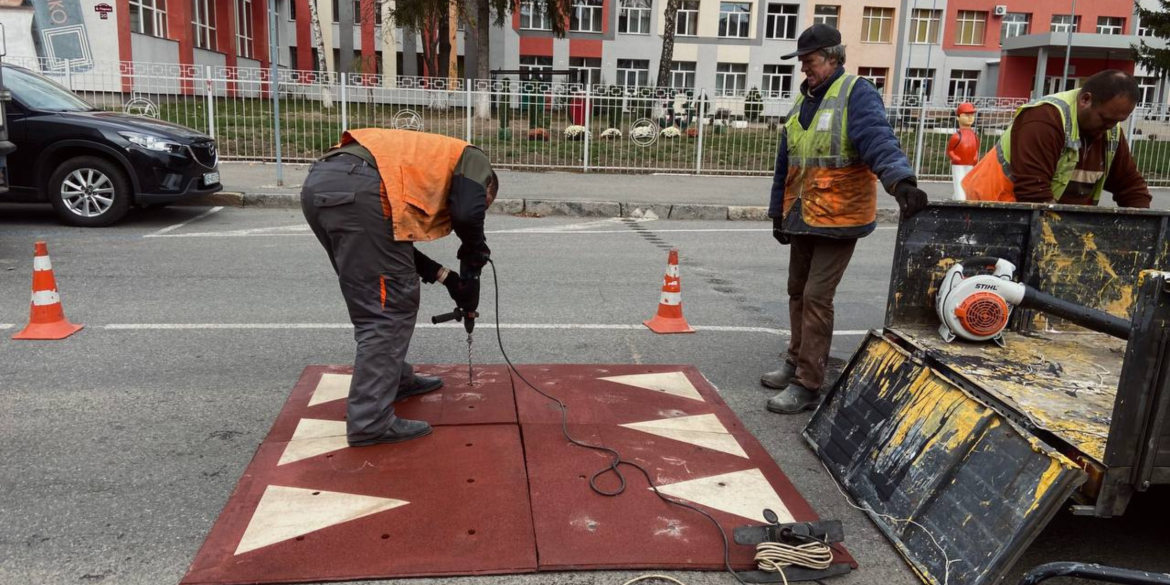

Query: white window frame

[617,59,650,88]
[1050,14,1080,34]
[715,62,748,96]
[1001,12,1030,44]
[671,61,696,89]
[1137,17,1153,37]
[519,0,552,30]
[948,70,979,101]
[571,0,604,33]
[130,0,169,38]
[861,7,894,43]
[909,9,940,44]
[765,4,799,40]
[904,68,935,101]
[1137,76,1158,104]
[718,2,752,39]
[569,57,602,87]
[618,0,652,34]
[520,55,553,82]
[858,67,887,93]
[193,0,217,51]
[1096,16,1124,35]
[954,10,986,46]
[676,1,700,36]
[813,4,838,28]
[330,0,363,23]
[236,0,254,59]
[762,64,793,98]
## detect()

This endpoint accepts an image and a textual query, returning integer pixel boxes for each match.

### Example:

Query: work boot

[760,361,797,390]
[348,418,433,447]
[395,375,444,401]
[766,383,820,414]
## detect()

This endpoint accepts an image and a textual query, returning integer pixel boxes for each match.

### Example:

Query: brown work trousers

[785,234,858,392]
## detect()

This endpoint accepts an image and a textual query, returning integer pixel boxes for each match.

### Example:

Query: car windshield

[3,66,95,112]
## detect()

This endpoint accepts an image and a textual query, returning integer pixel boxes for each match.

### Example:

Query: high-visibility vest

[782,74,878,230]
[962,89,1120,203]
[337,129,469,242]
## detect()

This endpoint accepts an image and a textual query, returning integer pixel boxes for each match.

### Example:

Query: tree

[307,0,334,107]
[1134,0,1170,77]
[655,0,682,89]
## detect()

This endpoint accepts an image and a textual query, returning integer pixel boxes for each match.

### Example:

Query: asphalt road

[2,205,1168,585]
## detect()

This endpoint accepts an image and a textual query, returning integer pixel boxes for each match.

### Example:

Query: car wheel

[47,156,132,227]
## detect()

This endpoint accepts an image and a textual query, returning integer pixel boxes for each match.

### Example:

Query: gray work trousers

[300,156,421,443]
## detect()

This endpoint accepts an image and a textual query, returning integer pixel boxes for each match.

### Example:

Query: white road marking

[144,206,225,238]
[0,324,15,330]
[148,224,312,238]
[97,322,870,335]
[140,222,896,238]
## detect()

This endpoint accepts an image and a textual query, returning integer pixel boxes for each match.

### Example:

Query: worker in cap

[963,69,1150,207]
[947,102,979,200]
[301,129,497,446]
[761,23,929,414]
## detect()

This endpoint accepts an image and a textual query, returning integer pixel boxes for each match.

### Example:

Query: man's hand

[442,271,480,315]
[457,243,491,273]
[772,217,790,245]
[893,181,929,220]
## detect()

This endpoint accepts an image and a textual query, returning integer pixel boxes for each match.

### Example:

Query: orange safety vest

[337,129,469,242]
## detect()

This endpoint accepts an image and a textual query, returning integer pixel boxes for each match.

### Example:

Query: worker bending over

[964,70,1151,208]
[301,129,496,447]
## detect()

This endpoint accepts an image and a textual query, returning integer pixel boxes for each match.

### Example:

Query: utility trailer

[804,202,1170,585]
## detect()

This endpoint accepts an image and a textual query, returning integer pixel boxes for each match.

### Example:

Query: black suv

[2,64,221,226]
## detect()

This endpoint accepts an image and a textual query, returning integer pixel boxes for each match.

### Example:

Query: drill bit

[466,332,474,385]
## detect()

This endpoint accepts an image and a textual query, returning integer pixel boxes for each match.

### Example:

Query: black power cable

[486,259,748,585]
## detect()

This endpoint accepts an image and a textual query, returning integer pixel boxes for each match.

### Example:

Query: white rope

[753,539,835,585]
[621,574,689,585]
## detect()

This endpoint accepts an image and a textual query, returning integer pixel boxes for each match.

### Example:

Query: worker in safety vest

[962,70,1151,208]
[761,24,929,414]
[301,129,496,447]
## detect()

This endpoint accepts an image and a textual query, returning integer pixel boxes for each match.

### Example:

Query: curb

[184,192,902,224]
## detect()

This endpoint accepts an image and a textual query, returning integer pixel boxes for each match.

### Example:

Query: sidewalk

[206,162,1170,222]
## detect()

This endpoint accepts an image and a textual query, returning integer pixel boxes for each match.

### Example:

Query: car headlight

[119,132,183,153]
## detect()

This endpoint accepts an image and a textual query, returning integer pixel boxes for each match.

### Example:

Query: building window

[762,64,793,97]
[129,0,168,38]
[719,3,752,39]
[1050,14,1080,33]
[766,4,799,40]
[193,0,217,50]
[571,0,604,33]
[858,67,887,93]
[1096,17,1124,35]
[618,0,652,34]
[861,7,894,43]
[237,0,254,58]
[330,0,363,23]
[954,11,986,46]
[904,68,935,100]
[519,0,551,30]
[715,62,747,96]
[671,61,696,89]
[909,9,940,44]
[569,57,601,87]
[676,1,700,36]
[617,59,650,88]
[1137,76,1158,104]
[813,5,838,28]
[1001,12,1030,44]
[1137,17,1154,37]
[520,56,553,82]
[949,70,979,101]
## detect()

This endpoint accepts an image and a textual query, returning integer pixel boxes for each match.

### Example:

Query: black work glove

[772,217,790,245]
[893,180,929,221]
[457,242,491,273]
[441,271,479,315]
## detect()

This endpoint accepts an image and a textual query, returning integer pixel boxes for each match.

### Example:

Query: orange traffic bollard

[12,241,84,340]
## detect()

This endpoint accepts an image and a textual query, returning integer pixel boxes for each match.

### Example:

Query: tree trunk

[307,0,334,107]
[474,0,492,118]
[655,0,681,89]
[438,6,452,79]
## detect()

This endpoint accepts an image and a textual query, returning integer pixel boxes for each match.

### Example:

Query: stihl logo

[975,284,998,291]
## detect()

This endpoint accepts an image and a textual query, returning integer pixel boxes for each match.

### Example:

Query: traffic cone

[13,241,84,340]
[644,248,694,334]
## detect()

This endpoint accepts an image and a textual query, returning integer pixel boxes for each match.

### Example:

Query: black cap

[780,24,842,60]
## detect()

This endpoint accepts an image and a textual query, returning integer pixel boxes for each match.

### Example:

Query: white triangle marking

[235,485,408,555]
[654,469,794,524]
[621,414,748,458]
[278,419,349,466]
[599,372,705,402]
[309,373,351,406]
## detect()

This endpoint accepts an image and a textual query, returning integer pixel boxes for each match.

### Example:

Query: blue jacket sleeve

[847,80,915,193]
[768,131,788,218]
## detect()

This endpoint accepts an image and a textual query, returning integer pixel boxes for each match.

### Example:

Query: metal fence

[8,56,1170,186]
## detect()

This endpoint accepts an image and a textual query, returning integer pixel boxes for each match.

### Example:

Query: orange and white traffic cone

[12,241,84,340]
[644,248,694,334]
